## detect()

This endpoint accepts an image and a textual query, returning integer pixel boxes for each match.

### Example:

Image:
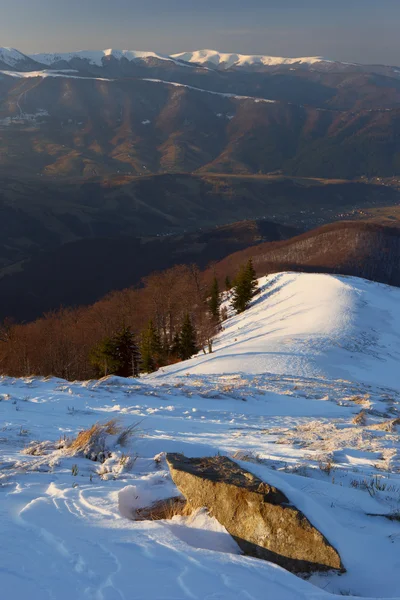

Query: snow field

[1,273,400,599]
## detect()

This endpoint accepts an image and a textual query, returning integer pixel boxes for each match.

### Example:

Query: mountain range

[0,46,400,179]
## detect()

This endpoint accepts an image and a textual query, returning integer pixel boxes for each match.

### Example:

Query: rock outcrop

[166,453,344,573]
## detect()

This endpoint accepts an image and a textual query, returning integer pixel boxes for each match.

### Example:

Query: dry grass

[135,497,189,521]
[231,449,263,464]
[352,410,367,426]
[66,419,139,461]
[319,459,334,476]
[348,394,371,407]
[369,418,400,432]
[117,422,141,447]
[22,440,54,456]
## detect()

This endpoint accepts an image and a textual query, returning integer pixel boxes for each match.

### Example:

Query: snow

[143,77,275,103]
[152,273,400,388]
[0,47,31,67]
[0,69,112,81]
[1,272,400,599]
[29,49,191,68]
[171,49,333,69]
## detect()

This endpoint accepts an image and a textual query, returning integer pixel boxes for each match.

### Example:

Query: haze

[0,0,398,65]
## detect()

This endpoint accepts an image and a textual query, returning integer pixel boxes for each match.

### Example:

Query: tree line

[0,259,258,380]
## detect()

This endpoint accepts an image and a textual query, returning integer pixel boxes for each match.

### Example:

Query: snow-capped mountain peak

[0,47,32,67]
[29,49,190,68]
[171,49,332,69]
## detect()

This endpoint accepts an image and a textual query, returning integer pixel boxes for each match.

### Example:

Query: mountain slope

[1,273,399,600]
[210,221,400,288]
[0,72,400,178]
[151,272,400,389]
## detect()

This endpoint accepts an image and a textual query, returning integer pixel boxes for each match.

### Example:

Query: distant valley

[1,46,400,321]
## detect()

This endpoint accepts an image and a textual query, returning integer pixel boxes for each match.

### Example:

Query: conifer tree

[89,336,120,377]
[112,326,141,377]
[171,331,182,358]
[232,259,258,314]
[89,327,141,378]
[140,320,162,373]
[179,314,198,360]
[208,277,221,319]
[245,258,258,298]
[225,276,232,291]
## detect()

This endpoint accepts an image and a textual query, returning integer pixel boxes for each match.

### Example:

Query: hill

[1,272,399,600]
[210,221,400,288]
[151,272,400,388]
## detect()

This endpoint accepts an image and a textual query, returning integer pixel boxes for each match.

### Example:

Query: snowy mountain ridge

[29,48,189,67]
[0,46,33,67]
[171,49,334,68]
[0,45,384,71]
[151,272,400,388]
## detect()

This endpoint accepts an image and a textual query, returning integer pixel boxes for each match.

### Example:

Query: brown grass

[352,410,367,426]
[369,418,400,432]
[66,419,139,460]
[135,497,189,521]
[68,419,120,454]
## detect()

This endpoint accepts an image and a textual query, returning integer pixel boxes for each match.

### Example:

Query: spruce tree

[225,275,232,291]
[232,259,258,314]
[112,327,141,377]
[179,314,198,360]
[89,336,120,377]
[171,331,182,358]
[140,320,162,373]
[89,327,141,378]
[245,258,258,298]
[208,277,221,319]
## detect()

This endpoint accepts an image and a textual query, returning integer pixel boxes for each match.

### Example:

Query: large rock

[166,453,344,573]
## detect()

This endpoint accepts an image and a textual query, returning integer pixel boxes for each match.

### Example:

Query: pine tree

[179,314,198,360]
[245,258,258,298]
[208,277,220,319]
[89,327,141,378]
[232,259,258,314]
[112,327,141,377]
[170,331,182,358]
[89,336,120,377]
[140,320,162,373]
[225,276,232,291]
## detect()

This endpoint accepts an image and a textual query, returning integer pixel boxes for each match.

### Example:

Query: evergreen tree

[232,259,258,314]
[113,327,141,377]
[179,314,198,360]
[89,327,141,378]
[140,320,162,373]
[89,336,120,377]
[245,258,258,298]
[170,331,182,358]
[225,275,232,291]
[208,277,221,319]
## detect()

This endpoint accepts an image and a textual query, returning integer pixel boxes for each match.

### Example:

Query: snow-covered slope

[0,47,34,67]
[1,273,400,600]
[171,49,333,68]
[151,272,400,389]
[29,48,190,67]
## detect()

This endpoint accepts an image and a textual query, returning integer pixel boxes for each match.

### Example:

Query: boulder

[166,453,344,573]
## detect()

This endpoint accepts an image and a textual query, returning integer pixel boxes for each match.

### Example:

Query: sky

[0,0,398,65]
